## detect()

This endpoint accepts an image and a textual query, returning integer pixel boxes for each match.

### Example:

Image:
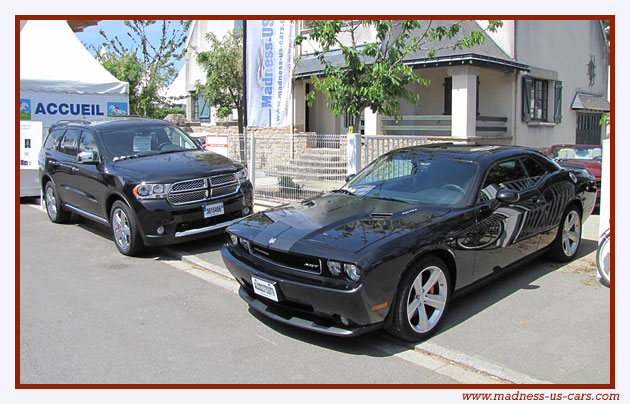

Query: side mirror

[345,174,356,183]
[195,138,206,149]
[77,151,98,164]
[496,189,520,204]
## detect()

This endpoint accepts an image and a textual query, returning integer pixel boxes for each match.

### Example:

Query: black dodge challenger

[221,144,597,341]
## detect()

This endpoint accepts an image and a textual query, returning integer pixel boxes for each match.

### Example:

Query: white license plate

[251,276,278,302]
[203,202,224,218]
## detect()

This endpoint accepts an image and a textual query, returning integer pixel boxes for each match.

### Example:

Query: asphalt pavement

[19,200,610,384]
[20,203,479,384]
[166,207,610,385]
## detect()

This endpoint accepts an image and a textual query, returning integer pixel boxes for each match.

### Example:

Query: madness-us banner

[246,20,294,127]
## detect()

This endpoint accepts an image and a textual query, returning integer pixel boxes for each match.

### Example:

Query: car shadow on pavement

[244,239,599,358]
[436,240,599,337]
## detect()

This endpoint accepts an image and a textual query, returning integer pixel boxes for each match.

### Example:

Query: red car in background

[546,144,601,208]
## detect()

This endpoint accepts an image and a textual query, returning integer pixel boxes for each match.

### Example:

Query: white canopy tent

[20,20,128,96]
[19,20,129,196]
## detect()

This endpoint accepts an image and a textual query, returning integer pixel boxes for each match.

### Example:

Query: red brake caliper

[428,285,435,294]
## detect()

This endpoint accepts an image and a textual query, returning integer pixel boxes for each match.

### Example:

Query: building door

[576,112,602,145]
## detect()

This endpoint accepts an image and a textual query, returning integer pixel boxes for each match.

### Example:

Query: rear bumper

[221,245,384,337]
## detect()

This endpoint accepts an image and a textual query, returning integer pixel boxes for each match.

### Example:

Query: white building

[292,20,609,149]
[181,20,609,149]
[174,20,242,123]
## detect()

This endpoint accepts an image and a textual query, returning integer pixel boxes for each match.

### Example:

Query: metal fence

[224,133,428,204]
[362,135,429,167]
[228,133,347,204]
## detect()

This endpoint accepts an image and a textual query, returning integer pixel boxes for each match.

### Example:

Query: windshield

[551,145,601,162]
[343,151,478,206]
[100,125,199,159]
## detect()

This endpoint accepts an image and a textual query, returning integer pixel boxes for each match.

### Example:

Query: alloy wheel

[406,266,448,333]
[112,208,132,251]
[45,186,57,219]
[562,211,581,257]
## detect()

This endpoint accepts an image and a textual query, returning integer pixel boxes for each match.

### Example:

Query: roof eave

[294,53,529,80]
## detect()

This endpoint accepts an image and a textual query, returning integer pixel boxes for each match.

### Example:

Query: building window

[191,94,210,123]
[522,76,558,123]
[530,79,548,121]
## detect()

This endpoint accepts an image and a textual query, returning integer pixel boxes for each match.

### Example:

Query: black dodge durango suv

[39,117,253,255]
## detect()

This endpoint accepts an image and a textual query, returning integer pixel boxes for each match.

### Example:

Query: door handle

[71,167,79,172]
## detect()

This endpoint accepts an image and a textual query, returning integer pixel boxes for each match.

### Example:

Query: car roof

[394,143,541,162]
[50,116,171,132]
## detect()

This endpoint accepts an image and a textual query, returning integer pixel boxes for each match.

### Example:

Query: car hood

[111,150,240,183]
[230,193,449,255]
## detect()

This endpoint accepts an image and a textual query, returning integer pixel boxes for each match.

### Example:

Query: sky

[74,20,188,77]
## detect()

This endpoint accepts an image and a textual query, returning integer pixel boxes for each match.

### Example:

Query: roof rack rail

[51,119,92,126]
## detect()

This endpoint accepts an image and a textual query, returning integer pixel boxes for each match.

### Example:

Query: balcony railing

[378,115,508,135]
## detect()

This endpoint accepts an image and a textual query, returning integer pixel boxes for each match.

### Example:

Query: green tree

[195,30,246,160]
[94,20,191,117]
[295,20,503,129]
[195,31,244,133]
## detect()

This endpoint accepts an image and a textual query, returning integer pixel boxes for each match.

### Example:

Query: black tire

[549,205,582,262]
[110,200,144,256]
[596,232,610,287]
[389,256,451,342]
[44,182,70,224]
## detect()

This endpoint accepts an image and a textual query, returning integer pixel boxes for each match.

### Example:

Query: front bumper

[221,245,384,337]
[132,185,254,246]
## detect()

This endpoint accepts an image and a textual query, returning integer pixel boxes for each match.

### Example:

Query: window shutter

[553,80,563,123]
[198,97,210,121]
[522,76,533,122]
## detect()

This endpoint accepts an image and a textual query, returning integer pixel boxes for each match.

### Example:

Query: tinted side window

[520,157,546,180]
[478,158,529,202]
[79,131,99,154]
[44,129,65,151]
[60,129,80,156]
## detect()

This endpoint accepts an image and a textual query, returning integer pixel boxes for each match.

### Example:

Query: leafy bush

[278,176,303,196]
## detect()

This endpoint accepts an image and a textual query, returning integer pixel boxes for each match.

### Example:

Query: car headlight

[228,233,239,246]
[344,264,361,281]
[236,168,248,183]
[133,183,171,200]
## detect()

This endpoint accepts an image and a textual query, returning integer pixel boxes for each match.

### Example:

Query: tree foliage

[94,20,191,117]
[295,20,503,128]
[195,31,244,134]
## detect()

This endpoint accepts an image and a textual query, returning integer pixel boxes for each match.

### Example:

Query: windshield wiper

[368,195,411,204]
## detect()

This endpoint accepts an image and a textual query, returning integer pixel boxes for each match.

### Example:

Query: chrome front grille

[212,183,239,198]
[168,173,240,206]
[210,173,237,186]
[171,178,207,192]
[169,190,207,205]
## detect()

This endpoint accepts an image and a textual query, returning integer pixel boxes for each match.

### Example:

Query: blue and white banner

[246,20,294,127]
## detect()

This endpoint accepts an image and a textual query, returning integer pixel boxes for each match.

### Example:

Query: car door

[53,129,82,206]
[532,157,579,250]
[469,156,548,280]
[69,130,109,218]
[40,128,66,176]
